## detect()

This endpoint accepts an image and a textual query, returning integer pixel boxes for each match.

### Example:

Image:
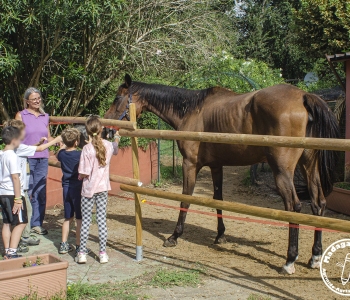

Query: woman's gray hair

[23,87,45,114]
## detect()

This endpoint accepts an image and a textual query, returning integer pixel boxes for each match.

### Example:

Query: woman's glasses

[27,97,41,102]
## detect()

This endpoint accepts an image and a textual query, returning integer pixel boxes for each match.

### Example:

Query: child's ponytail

[85,116,106,166]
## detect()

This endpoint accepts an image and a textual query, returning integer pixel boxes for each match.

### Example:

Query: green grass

[67,282,139,300]
[15,268,203,299]
[242,169,252,187]
[15,291,65,300]
[150,269,201,288]
[247,294,272,300]
[160,164,182,180]
[15,283,141,300]
[159,140,176,156]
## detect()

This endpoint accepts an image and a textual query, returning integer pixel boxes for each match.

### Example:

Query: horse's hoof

[309,255,321,269]
[281,263,295,275]
[163,238,177,247]
[214,236,227,244]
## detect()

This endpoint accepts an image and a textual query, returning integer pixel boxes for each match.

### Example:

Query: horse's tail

[302,93,340,197]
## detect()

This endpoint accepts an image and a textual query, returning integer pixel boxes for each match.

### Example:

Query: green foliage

[230,0,305,79]
[183,51,284,92]
[294,0,350,57]
[296,58,345,92]
[334,182,350,190]
[0,0,233,120]
[160,165,183,182]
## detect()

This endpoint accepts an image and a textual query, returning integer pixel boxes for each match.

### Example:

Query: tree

[294,0,350,57]
[0,0,233,119]
[181,51,284,92]
[230,0,304,79]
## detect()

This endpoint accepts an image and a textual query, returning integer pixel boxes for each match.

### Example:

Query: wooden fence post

[129,103,143,261]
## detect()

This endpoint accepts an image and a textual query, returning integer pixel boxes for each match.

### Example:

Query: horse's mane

[129,81,213,118]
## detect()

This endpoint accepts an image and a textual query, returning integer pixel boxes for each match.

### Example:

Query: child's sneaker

[17,242,29,253]
[58,242,72,254]
[77,252,87,264]
[75,245,91,258]
[99,251,109,264]
[4,253,22,259]
[21,235,40,246]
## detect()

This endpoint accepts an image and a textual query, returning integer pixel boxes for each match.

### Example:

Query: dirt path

[41,165,348,299]
[112,166,348,300]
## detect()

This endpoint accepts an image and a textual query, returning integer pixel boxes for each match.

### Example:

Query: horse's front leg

[163,159,198,247]
[211,166,226,244]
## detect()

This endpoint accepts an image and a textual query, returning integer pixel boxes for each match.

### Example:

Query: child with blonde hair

[77,117,119,264]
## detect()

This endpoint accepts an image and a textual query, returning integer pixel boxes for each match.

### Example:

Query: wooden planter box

[326,186,350,216]
[0,254,68,299]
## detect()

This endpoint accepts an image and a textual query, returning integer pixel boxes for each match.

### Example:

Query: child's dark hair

[85,116,106,166]
[2,126,21,145]
[61,128,80,148]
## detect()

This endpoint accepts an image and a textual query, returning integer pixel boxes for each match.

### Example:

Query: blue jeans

[28,158,48,227]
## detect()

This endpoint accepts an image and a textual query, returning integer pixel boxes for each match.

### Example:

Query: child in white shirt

[0,126,25,258]
[3,120,62,252]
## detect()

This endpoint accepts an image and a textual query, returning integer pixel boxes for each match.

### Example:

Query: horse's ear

[125,74,132,88]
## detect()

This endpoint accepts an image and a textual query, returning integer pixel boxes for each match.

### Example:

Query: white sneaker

[99,252,109,264]
[77,252,87,264]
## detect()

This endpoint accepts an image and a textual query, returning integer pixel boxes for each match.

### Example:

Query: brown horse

[105,74,339,274]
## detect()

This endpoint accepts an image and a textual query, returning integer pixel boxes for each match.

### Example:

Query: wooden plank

[120,184,350,233]
[129,104,143,260]
[48,160,142,187]
[119,128,350,151]
[49,116,136,130]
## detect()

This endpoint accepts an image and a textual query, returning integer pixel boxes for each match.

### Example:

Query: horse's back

[182,84,310,167]
[197,84,308,136]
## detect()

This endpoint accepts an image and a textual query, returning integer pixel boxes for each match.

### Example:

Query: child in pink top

[77,116,119,264]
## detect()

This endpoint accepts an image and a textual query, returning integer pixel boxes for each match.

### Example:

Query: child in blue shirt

[57,128,83,256]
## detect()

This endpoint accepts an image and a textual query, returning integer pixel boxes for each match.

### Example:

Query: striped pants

[80,191,108,253]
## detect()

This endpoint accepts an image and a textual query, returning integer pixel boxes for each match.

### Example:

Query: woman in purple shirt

[15,87,54,235]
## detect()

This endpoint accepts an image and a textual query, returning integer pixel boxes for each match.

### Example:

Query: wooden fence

[49,104,350,261]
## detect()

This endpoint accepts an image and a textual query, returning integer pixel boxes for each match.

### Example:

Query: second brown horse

[105,74,339,274]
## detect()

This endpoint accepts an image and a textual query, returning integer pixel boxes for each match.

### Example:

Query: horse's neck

[145,103,182,130]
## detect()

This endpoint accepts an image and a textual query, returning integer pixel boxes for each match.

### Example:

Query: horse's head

[74,124,116,149]
[104,74,143,121]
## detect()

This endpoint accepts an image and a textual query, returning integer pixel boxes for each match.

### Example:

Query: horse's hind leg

[267,148,304,275]
[211,166,226,244]
[163,159,199,247]
[299,151,326,269]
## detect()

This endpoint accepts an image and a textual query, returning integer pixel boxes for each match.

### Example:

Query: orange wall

[46,142,158,209]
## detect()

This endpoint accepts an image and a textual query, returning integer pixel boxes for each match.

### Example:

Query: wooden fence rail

[119,128,350,151]
[50,116,136,130]
[120,184,350,233]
